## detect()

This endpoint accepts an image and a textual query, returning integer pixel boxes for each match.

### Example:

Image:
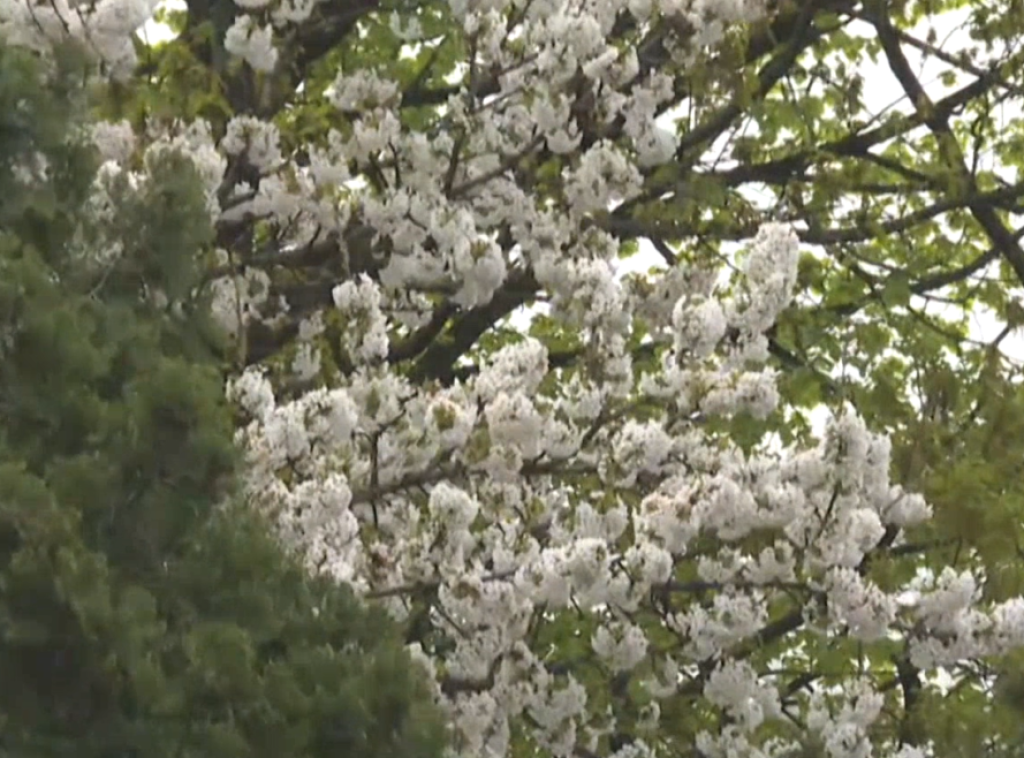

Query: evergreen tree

[0,40,447,758]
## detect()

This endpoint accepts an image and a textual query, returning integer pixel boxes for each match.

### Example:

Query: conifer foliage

[0,40,446,758]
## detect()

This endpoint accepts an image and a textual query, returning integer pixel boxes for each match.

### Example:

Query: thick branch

[408,269,539,385]
[868,2,1024,287]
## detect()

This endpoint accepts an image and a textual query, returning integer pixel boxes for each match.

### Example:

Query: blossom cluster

[229,269,1024,757]
[0,0,159,78]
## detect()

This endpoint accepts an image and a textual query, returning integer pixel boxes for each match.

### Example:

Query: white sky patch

[140,0,183,44]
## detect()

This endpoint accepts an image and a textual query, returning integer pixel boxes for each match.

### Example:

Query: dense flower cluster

[4,0,1024,756]
[226,273,1023,758]
[0,0,159,78]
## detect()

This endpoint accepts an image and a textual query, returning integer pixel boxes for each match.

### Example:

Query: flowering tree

[7,0,1024,756]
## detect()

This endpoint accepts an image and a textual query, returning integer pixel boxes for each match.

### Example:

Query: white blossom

[91,120,135,163]
[224,15,278,72]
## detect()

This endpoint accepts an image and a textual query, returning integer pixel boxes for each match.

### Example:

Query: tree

[0,39,446,758]
[8,0,1024,756]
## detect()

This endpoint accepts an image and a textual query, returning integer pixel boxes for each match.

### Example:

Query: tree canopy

[0,38,446,758]
[6,0,1024,756]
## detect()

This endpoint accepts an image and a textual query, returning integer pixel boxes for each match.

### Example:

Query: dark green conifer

[0,40,447,758]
